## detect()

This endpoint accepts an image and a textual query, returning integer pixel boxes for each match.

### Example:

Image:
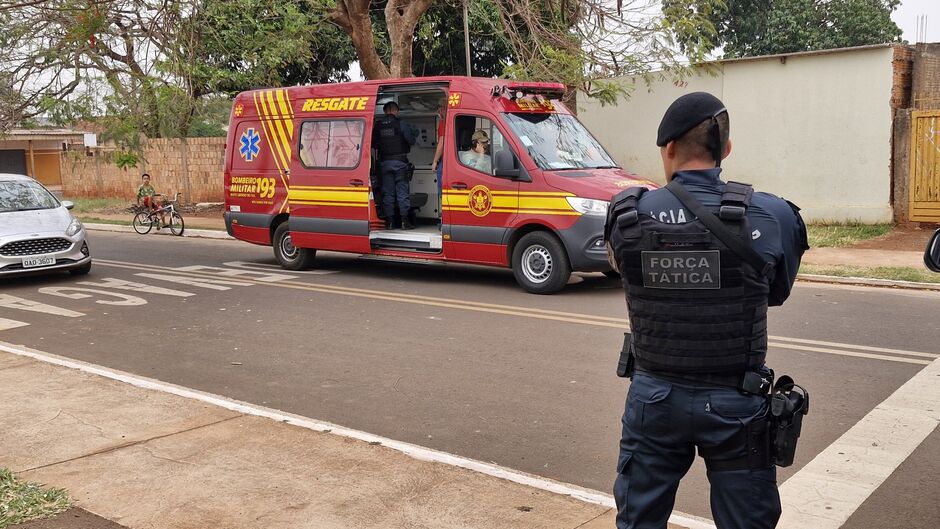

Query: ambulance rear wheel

[273,223,316,271]
[512,232,571,295]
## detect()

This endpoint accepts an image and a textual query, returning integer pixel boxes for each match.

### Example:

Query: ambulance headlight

[566,197,609,216]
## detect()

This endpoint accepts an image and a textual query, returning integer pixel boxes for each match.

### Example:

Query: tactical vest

[607,182,773,379]
[376,116,410,158]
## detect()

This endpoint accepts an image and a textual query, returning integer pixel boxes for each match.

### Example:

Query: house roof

[1,128,91,142]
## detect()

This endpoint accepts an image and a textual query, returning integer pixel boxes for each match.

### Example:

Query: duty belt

[381,154,409,162]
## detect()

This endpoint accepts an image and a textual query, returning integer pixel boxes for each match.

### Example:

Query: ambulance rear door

[287,89,378,254]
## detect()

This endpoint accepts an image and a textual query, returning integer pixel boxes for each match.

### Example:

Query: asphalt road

[2,230,938,527]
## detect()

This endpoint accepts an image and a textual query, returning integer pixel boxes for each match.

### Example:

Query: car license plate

[22,256,55,268]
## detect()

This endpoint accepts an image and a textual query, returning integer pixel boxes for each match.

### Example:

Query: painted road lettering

[0,294,85,318]
[0,318,29,331]
[38,287,148,307]
[135,273,254,291]
[173,265,297,283]
[79,278,195,298]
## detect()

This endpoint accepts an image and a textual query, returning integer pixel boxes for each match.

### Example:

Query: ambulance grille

[0,238,72,256]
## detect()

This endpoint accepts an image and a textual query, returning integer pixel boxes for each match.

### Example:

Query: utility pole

[463,0,471,76]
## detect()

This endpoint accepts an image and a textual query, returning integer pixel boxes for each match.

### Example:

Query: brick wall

[891,45,914,111]
[59,137,226,203]
[912,43,940,110]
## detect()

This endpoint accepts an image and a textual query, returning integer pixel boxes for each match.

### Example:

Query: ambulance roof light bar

[491,82,566,100]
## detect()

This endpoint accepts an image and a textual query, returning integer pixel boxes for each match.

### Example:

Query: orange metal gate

[910,110,940,222]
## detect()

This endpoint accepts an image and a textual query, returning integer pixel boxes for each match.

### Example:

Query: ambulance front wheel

[512,232,571,294]
[273,223,316,271]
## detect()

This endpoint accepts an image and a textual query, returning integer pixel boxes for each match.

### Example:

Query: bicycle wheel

[133,212,153,234]
[169,212,184,236]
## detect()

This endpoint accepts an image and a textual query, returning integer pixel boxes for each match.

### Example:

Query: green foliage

[192,0,356,94]
[411,1,514,77]
[112,151,140,170]
[0,468,72,528]
[691,0,904,58]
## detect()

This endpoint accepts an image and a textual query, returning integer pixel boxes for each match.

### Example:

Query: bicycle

[132,192,185,236]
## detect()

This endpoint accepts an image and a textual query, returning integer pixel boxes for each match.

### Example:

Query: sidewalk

[0,343,703,529]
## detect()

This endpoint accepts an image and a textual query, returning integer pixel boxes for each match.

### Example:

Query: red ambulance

[223,76,656,294]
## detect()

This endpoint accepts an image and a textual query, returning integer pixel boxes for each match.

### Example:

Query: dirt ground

[848,225,938,251]
[10,508,127,529]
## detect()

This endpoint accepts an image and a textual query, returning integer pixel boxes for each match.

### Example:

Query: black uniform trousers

[615,373,781,529]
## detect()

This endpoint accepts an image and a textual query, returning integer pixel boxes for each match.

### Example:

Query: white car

[0,173,91,277]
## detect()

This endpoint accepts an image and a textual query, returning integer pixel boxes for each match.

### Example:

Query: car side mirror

[926,229,940,273]
[61,200,74,210]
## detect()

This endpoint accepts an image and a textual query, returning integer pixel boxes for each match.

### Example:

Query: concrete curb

[84,222,232,240]
[796,273,940,291]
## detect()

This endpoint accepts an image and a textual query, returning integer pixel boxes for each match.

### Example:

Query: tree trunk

[331,0,390,79]
[332,0,434,79]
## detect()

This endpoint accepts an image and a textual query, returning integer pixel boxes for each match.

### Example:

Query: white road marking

[0,318,29,331]
[37,287,148,307]
[0,340,715,528]
[134,273,253,290]
[770,342,931,365]
[0,294,85,318]
[778,357,940,528]
[79,278,195,298]
[772,336,940,359]
[222,261,338,275]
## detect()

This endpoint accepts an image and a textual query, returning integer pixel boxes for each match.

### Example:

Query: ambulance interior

[370,86,447,252]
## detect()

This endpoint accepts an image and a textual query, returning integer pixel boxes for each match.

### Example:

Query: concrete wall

[60,137,226,203]
[581,46,898,223]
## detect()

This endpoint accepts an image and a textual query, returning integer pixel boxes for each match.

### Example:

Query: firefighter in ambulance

[605,92,809,529]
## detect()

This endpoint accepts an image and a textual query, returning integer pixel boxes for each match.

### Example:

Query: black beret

[656,92,727,146]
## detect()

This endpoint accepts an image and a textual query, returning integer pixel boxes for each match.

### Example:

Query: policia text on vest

[605,91,809,529]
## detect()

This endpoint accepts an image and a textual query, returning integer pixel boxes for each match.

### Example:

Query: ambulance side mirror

[926,229,940,273]
[494,149,530,181]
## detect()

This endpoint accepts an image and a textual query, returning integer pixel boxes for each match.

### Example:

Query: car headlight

[565,197,609,216]
[66,218,83,237]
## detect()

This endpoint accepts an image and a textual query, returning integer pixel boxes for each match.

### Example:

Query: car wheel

[169,212,184,236]
[511,231,571,294]
[69,261,92,276]
[133,212,153,234]
[273,222,316,271]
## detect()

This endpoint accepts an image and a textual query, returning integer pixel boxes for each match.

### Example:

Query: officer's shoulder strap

[718,181,753,221]
[667,180,775,279]
[604,186,647,241]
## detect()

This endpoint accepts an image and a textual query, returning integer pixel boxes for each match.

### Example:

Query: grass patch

[64,197,128,214]
[78,216,133,226]
[801,264,940,284]
[807,224,892,248]
[0,468,71,527]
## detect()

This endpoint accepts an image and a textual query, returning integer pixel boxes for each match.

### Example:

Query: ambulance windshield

[503,113,617,171]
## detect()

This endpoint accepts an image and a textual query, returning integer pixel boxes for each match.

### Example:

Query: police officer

[373,101,417,230]
[605,92,808,529]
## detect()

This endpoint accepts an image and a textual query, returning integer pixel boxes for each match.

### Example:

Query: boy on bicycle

[136,173,166,228]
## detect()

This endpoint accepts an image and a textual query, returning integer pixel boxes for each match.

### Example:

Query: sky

[893,0,939,43]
